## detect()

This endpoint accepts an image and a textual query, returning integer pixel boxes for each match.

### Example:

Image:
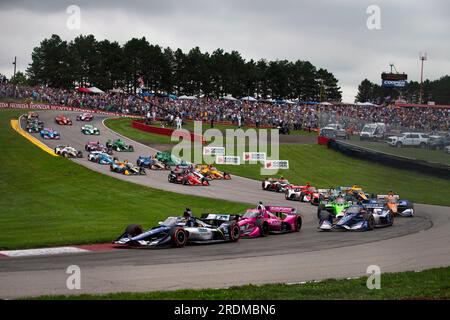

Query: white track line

[0,247,89,258]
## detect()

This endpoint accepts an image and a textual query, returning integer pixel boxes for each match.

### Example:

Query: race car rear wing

[377,194,400,200]
[200,213,240,226]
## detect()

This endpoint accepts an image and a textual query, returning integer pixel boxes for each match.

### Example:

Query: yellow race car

[195,164,231,180]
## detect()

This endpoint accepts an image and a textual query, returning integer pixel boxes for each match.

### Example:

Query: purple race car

[238,203,302,238]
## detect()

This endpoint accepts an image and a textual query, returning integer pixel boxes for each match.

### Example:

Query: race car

[76,113,93,122]
[85,141,113,154]
[40,128,60,140]
[136,156,170,170]
[55,115,73,125]
[25,119,44,133]
[284,183,317,202]
[54,145,83,158]
[195,164,231,180]
[238,204,302,238]
[168,169,210,186]
[114,213,240,248]
[88,151,116,165]
[25,111,39,121]
[262,177,292,192]
[110,161,146,175]
[156,151,190,167]
[338,185,369,202]
[376,194,414,217]
[81,124,100,135]
[318,204,394,231]
[106,139,134,152]
[316,194,354,219]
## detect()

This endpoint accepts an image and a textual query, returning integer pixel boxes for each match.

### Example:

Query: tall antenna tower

[419,52,428,104]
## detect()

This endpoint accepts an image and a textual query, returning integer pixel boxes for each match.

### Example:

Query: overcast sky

[0,0,448,101]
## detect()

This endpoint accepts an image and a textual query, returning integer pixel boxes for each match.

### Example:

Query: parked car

[359,123,386,141]
[387,132,429,148]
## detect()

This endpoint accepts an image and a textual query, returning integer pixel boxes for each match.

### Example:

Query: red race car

[261,177,292,192]
[168,169,210,186]
[55,115,72,125]
[285,183,319,205]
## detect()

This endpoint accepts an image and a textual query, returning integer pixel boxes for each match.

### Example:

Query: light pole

[419,52,427,104]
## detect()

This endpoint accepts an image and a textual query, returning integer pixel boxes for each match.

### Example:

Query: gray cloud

[0,0,448,101]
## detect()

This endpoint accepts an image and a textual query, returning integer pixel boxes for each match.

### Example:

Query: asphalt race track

[0,110,449,299]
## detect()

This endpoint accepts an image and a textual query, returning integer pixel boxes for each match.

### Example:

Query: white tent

[178,95,197,100]
[241,96,257,102]
[221,95,238,101]
[319,102,333,106]
[356,102,377,106]
[109,88,125,94]
[88,87,105,94]
[285,100,296,104]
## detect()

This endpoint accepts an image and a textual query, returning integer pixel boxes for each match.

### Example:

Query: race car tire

[386,212,394,226]
[319,211,333,224]
[363,213,375,230]
[229,223,240,242]
[299,192,305,202]
[77,151,83,158]
[223,173,231,180]
[256,220,269,237]
[317,204,326,219]
[129,145,134,152]
[295,216,303,232]
[261,181,266,190]
[170,227,187,248]
[125,224,143,237]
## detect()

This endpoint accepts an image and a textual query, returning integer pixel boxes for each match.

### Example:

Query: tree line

[356,76,450,105]
[24,34,342,101]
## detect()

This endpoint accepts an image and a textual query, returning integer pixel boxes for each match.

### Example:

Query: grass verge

[34,266,450,300]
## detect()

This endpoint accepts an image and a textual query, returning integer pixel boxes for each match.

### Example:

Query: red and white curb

[0,243,117,258]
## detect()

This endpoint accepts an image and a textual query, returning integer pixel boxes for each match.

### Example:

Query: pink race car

[238,204,302,238]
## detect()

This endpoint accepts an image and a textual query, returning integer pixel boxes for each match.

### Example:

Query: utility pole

[12,56,17,79]
[419,52,427,104]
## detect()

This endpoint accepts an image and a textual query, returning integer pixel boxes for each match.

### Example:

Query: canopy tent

[240,96,257,102]
[178,95,197,100]
[109,88,125,94]
[77,87,91,93]
[77,87,105,94]
[285,100,296,104]
[221,95,238,101]
[319,102,333,106]
[356,102,378,107]
[88,87,105,94]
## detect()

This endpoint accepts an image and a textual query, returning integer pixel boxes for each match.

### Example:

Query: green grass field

[0,110,248,250]
[105,119,450,207]
[35,266,450,300]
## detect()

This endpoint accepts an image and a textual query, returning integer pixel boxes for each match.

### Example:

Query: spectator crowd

[1,83,449,132]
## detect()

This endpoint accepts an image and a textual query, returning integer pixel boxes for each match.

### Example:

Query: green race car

[317,194,354,219]
[155,151,189,167]
[106,139,134,152]
[81,124,100,135]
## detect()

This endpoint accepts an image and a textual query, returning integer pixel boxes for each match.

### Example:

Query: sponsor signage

[243,152,266,161]
[216,155,240,165]
[203,147,225,156]
[382,80,407,88]
[0,102,142,118]
[381,73,408,81]
[264,160,289,169]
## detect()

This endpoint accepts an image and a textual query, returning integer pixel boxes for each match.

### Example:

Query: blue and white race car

[40,128,60,140]
[319,203,394,231]
[88,151,116,165]
[136,156,170,170]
